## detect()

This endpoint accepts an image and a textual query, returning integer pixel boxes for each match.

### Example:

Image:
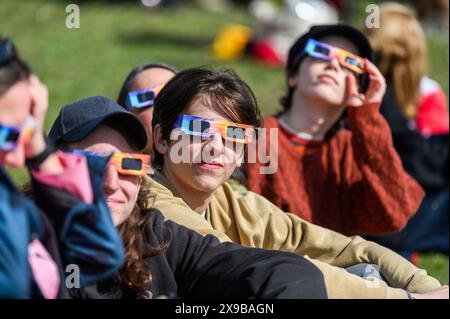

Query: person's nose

[103,163,120,195]
[327,57,341,72]
[204,132,224,157]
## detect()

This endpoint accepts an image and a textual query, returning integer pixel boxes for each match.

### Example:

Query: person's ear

[153,123,169,155]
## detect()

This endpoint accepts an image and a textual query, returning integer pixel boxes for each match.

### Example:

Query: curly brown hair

[116,176,170,299]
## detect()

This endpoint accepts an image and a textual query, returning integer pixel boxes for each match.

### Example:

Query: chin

[112,216,122,227]
[114,215,130,227]
[110,209,129,227]
[315,90,344,106]
[192,175,223,193]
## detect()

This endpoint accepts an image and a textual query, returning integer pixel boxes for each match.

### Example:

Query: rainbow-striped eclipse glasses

[173,114,255,144]
[304,39,366,74]
[0,116,37,152]
[125,84,164,110]
[71,149,151,176]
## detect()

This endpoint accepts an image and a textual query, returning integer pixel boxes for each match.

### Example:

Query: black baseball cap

[49,96,147,150]
[287,24,374,75]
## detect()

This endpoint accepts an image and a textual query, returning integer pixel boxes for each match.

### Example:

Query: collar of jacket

[151,170,172,190]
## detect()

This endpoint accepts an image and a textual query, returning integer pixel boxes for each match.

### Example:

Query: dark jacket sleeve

[30,155,125,287]
[0,169,38,298]
[150,210,327,299]
[380,89,449,192]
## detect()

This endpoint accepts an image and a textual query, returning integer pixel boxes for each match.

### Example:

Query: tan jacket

[145,172,441,298]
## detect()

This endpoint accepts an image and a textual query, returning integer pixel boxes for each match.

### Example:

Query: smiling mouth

[106,199,124,204]
[199,161,224,169]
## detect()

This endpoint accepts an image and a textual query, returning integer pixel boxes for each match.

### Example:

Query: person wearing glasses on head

[242,24,426,237]
[0,37,124,298]
[117,63,178,155]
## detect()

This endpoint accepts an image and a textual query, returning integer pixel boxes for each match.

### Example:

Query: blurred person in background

[248,0,339,66]
[210,0,349,66]
[413,0,449,30]
[0,36,124,298]
[117,62,178,155]
[362,2,449,261]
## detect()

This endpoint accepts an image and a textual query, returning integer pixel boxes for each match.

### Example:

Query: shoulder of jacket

[219,182,282,216]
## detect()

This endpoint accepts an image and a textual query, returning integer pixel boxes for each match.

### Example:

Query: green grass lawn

[1,0,448,285]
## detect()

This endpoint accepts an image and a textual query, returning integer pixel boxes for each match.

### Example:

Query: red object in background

[410,252,420,266]
[327,0,344,11]
[250,39,284,67]
[416,84,449,136]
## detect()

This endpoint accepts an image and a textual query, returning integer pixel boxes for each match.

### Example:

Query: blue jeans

[346,264,384,281]
[364,189,449,259]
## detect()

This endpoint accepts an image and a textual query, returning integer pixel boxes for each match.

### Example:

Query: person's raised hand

[344,59,386,108]
[24,74,49,159]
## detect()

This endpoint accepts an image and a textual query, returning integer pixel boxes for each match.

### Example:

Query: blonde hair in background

[363,2,428,119]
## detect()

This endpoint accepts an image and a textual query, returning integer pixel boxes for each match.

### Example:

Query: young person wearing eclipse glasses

[243,24,425,237]
[0,37,124,298]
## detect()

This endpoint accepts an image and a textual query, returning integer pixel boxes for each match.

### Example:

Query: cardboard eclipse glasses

[125,84,164,110]
[71,149,151,176]
[304,38,366,74]
[173,114,255,144]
